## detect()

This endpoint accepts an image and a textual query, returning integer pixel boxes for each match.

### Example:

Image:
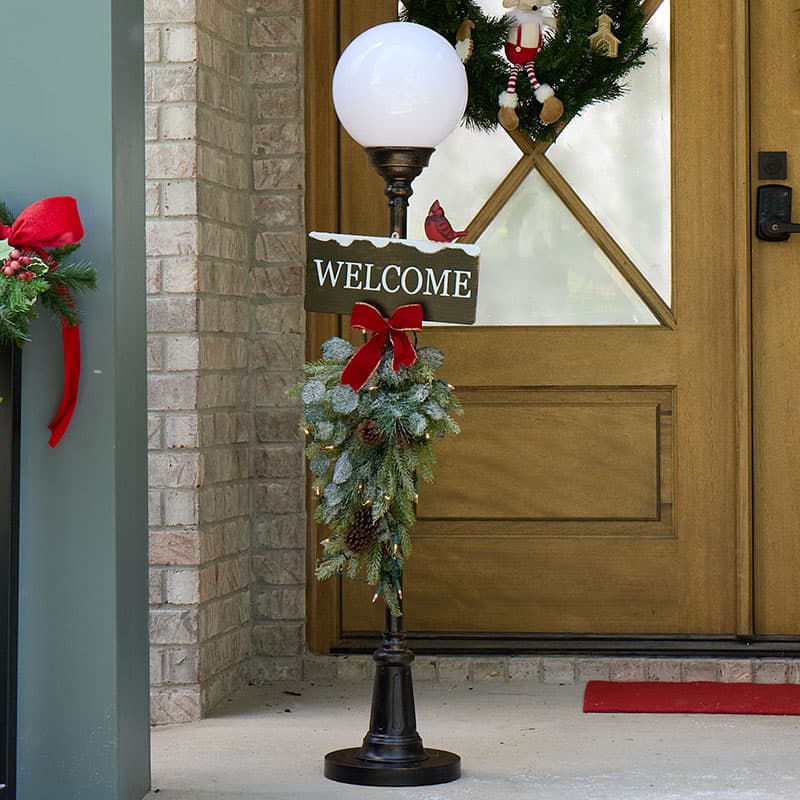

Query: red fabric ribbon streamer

[340,303,424,392]
[1,197,85,448]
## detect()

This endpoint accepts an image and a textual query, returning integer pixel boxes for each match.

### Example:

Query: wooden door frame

[304,0,755,654]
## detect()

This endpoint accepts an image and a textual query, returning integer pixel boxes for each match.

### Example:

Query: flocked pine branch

[294,336,462,615]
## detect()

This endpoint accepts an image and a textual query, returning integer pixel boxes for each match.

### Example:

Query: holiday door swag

[294,303,462,615]
[401,0,652,141]
[0,196,96,447]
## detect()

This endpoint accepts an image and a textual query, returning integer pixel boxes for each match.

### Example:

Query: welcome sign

[306,232,480,325]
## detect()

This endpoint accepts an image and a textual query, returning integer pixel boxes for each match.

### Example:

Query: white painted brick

[149,569,164,604]
[609,659,647,681]
[162,105,197,141]
[414,658,438,682]
[683,660,720,682]
[164,25,198,62]
[145,105,159,141]
[163,181,198,217]
[144,26,161,63]
[150,647,164,684]
[150,608,199,645]
[335,656,374,682]
[146,259,162,294]
[542,658,576,685]
[162,257,199,293]
[645,660,683,683]
[508,657,542,681]
[471,659,506,681]
[144,0,196,25]
[148,490,163,526]
[150,686,201,725]
[149,531,200,566]
[163,489,200,526]
[146,64,198,103]
[164,414,200,449]
[576,659,613,683]
[146,142,197,179]
[165,334,200,371]
[754,660,789,684]
[148,415,163,450]
[165,568,201,604]
[149,451,200,489]
[146,218,198,257]
[438,657,469,683]
[147,335,163,371]
[719,660,753,683]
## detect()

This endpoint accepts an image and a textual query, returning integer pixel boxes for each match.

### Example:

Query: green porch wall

[0,0,150,798]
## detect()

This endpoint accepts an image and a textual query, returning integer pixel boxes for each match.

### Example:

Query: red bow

[340,303,424,391]
[1,197,85,448]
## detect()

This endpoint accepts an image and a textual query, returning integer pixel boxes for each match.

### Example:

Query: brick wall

[248,0,307,683]
[145,0,254,725]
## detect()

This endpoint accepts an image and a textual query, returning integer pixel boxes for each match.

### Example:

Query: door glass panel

[476,170,657,325]
[548,2,672,304]
[407,124,521,243]
[401,0,668,325]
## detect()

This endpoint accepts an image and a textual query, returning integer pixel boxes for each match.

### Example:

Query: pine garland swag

[294,337,462,615]
[401,0,653,142]
[0,200,96,347]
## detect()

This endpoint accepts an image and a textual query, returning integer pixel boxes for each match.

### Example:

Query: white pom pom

[499,91,519,109]
[455,38,473,64]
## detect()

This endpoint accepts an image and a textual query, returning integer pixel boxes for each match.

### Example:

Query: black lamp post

[322,20,468,787]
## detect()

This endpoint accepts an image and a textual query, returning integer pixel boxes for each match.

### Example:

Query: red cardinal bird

[424,200,468,243]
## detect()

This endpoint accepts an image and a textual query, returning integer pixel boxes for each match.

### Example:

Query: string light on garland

[400,0,653,142]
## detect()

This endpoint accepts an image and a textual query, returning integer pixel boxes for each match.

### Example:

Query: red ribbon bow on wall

[0,196,86,448]
[340,303,424,392]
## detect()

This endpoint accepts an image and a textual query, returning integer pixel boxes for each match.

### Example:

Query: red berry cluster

[2,249,35,281]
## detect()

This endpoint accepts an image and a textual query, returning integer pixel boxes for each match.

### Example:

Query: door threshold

[333,633,800,658]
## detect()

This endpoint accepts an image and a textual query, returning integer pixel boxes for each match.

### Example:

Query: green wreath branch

[401,0,653,142]
[0,201,96,348]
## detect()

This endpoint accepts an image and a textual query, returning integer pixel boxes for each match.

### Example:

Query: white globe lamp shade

[332,22,468,149]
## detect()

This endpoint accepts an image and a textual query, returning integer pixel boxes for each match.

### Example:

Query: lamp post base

[324,747,461,787]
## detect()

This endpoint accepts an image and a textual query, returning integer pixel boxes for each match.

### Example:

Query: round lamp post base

[324,748,461,787]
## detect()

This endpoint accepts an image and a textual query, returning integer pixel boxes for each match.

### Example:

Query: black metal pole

[354,588,426,765]
[324,147,460,787]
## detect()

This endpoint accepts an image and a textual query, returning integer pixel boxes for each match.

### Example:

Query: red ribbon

[340,303,424,391]
[1,197,85,448]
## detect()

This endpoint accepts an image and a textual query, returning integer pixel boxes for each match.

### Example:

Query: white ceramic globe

[332,21,468,149]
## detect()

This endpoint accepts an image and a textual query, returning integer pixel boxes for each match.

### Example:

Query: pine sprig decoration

[0,201,97,347]
[401,0,652,142]
[295,337,462,615]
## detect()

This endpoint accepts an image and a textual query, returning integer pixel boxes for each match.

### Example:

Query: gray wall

[0,1,150,798]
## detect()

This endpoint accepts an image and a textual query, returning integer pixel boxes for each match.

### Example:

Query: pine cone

[345,507,379,553]
[358,419,385,447]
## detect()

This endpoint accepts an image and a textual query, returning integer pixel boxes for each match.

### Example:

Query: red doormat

[583,681,800,715]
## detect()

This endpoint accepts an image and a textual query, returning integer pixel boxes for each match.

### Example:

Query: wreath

[0,198,96,347]
[0,196,97,447]
[401,0,652,142]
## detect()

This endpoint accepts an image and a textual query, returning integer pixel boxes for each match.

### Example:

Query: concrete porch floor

[147,680,800,799]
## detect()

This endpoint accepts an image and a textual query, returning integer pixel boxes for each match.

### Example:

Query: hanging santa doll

[499,0,564,131]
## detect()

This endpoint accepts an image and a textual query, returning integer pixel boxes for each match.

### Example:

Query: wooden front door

[752,2,800,636]
[305,0,774,649]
